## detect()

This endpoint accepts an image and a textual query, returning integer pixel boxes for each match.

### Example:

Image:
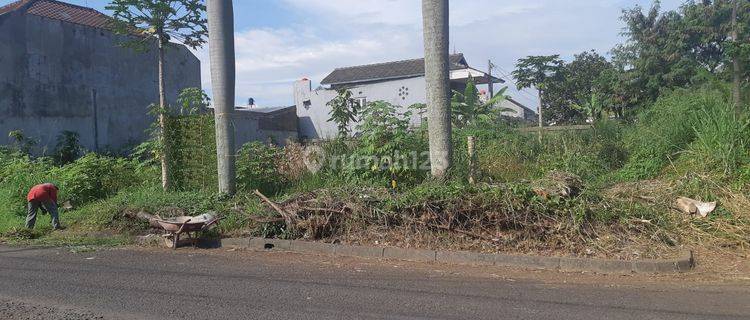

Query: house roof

[235,106,294,114]
[0,0,112,29]
[504,97,537,115]
[321,54,475,86]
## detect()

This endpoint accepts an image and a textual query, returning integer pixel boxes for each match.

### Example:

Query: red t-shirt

[27,183,58,203]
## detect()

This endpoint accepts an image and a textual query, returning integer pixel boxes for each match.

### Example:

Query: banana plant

[572,92,606,122]
[451,77,512,128]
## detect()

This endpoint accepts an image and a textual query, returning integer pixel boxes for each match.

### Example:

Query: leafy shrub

[71,187,225,232]
[176,87,210,116]
[349,101,426,186]
[53,130,84,165]
[236,142,286,194]
[50,154,145,205]
[0,156,54,217]
[7,130,37,156]
[326,89,360,137]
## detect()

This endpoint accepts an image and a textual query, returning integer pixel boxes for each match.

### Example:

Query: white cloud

[197,25,421,106]
[197,0,685,108]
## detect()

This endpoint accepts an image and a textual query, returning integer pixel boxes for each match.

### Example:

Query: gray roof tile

[320,53,469,86]
[1,0,112,29]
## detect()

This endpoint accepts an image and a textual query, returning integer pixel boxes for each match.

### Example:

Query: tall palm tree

[422,0,452,178]
[207,0,236,194]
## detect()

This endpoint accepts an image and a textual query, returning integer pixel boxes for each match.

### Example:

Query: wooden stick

[253,189,295,229]
[467,136,477,185]
[298,206,346,214]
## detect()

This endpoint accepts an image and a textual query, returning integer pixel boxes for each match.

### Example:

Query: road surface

[0,245,748,319]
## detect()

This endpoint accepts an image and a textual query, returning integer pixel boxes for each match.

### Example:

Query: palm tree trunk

[422,0,452,178]
[157,37,171,191]
[208,0,237,195]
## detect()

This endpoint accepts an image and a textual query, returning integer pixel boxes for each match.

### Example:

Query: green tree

[512,55,563,131]
[107,0,208,191]
[613,0,749,110]
[543,50,617,123]
[326,89,360,137]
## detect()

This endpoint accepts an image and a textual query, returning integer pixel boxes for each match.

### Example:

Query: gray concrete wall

[295,77,427,140]
[231,106,298,148]
[0,11,201,153]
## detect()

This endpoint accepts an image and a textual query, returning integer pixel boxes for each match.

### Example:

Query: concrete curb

[223,238,694,274]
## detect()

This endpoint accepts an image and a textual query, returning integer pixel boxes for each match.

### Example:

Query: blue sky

[7,0,685,108]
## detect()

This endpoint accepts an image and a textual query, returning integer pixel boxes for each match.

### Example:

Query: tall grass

[619,88,749,180]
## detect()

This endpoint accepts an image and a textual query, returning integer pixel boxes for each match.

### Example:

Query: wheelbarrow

[154,213,223,249]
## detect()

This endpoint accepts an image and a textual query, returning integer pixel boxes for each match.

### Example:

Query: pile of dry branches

[249,179,608,256]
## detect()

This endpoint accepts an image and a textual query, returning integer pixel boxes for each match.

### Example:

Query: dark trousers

[25,200,60,229]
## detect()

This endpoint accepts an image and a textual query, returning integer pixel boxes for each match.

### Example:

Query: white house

[294,53,536,140]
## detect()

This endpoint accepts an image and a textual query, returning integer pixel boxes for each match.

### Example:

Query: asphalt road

[0,245,748,320]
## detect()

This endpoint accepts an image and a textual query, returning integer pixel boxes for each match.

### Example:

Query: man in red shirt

[25,183,61,229]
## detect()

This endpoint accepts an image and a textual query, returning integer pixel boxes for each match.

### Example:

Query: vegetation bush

[459,120,627,184]
[0,152,149,230]
[0,155,55,218]
[619,88,749,180]
[50,154,147,205]
[165,114,217,191]
[236,141,287,195]
[349,101,427,186]
[52,130,84,165]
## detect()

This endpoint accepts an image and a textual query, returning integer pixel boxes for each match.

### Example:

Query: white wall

[295,77,428,140]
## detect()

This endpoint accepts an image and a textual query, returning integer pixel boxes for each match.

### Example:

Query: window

[354,97,367,108]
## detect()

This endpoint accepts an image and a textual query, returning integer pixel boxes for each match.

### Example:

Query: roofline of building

[324,68,505,87]
[327,53,465,73]
[1,0,115,32]
[320,53,468,85]
[2,0,101,16]
[323,74,425,87]
[0,0,201,54]
[506,97,536,114]
[320,53,509,86]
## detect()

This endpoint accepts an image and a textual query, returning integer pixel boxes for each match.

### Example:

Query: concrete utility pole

[422,0,452,178]
[208,0,237,195]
